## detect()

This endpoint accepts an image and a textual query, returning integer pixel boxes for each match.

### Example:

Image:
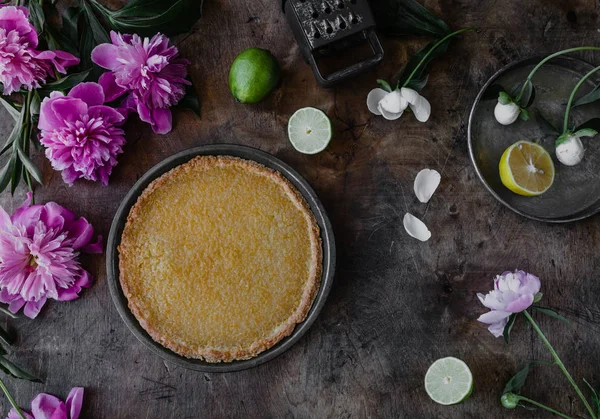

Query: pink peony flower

[0,192,102,319]
[38,82,126,186]
[6,387,83,419]
[0,6,79,95]
[477,270,541,337]
[91,31,190,134]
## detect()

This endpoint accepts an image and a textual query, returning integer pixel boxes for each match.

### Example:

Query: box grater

[283,0,384,87]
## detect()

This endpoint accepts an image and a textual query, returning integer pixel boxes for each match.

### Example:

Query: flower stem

[516,47,600,102]
[0,307,18,320]
[0,377,26,419]
[523,310,597,419]
[562,65,600,133]
[402,27,476,87]
[517,395,572,419]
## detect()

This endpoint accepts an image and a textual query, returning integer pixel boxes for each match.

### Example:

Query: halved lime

[287,107,332,154]
[425,357,473,405]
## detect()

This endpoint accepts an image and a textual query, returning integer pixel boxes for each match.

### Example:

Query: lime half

[425,357,473,405]
[287,107,332,154]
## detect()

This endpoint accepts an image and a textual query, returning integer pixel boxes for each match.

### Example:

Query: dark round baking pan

[468,55,600,222]
[106,144,336,372]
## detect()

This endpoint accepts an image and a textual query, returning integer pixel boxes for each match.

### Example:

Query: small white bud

[494,101,520,125]
[556,135,584,166]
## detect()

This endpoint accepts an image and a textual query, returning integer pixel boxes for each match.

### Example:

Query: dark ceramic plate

[106,144,336,372]
[468,56,600,222]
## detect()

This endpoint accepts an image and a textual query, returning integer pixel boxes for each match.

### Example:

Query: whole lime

[229,48,281,104]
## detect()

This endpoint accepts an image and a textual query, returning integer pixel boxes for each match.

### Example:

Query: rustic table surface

[0,0,599,418]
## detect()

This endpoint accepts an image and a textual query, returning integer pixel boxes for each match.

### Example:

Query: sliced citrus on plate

[499,140,555,196]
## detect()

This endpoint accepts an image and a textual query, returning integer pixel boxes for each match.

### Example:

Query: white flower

[556,135,584,166]
[403,213,431,242]
[367,87,431,122]
[494,101,520,125]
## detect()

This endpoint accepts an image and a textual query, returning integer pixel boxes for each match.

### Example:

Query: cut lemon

[287,107,332,154]
[499,140,555,196]
[425,357,473,405]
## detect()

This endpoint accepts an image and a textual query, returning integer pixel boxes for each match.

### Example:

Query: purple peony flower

[0,6,79,95]
[91,31,190,134]
[6,387,83,419]
[38,82,126,186]
[0,192,102,319]
[477,270,541,337]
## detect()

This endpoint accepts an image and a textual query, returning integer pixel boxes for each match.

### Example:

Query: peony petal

[88,105,125,126]
[487,319,508,338]
[400,87,420,105]
[366,88,387,115]
[377,103,403,121]
[98,72,127,103]
[408,95,431,122]
[82,235,103,254]
[68,82,105,107]
[49,403,67,419]
[38,95,65,131]
[7,409,33,419]
[50,98,87,124]
[91,44,120,70]
[477,310,511,324]
[379,90,408,114]
[413,168,441,203]
[477,291,506,311]
[67,218,94,249]
[31,393,63,419]
[65,387,84,419]
[403,213,431,242]
[23,297,47,319]
[150,108,172,134]
[504,294,534,313]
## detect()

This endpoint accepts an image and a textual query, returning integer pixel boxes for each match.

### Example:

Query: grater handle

[308,29,384,88]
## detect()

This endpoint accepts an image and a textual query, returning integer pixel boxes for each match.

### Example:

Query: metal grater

[283,0,384,87]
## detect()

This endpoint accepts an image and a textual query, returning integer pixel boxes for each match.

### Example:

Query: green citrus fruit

[229,48,281,104]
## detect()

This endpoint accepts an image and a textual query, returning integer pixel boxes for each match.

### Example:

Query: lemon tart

[119,155,322,362]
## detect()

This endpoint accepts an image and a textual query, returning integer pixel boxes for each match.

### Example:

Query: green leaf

[10,157,22,195]
[29,92,40,117]
[533,292,543,303]
[178,84,201,117]
[27,0,46,37]
[0,325,14,346]
[482,84,506,101]
[38,70,91,95]
[532,306,571,325]
[79,1,110,73]
[520,108,530,121]
[0,98,21,122]
[574,128,598,138]
[93,0,204,37]
[503,313,517,344]
[0,154,17,194]
[0,356,42,383]
[16,148,43,185]
[510,81,535,108]
[405,75,429,92]
[498,91,513,105]
[377,79,393,93]
[371,0,451,38]
[395,39,449,88]
[575,118,600,133]
[573,84,600,108]
[583,378,600,414]
[503,361,554,395]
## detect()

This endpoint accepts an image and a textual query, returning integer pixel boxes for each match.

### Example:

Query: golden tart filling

[119,155,322,362]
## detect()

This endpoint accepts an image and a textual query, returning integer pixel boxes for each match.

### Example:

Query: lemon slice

[287,107,332,154]
[499,140,555,196]
[425,357,473,405]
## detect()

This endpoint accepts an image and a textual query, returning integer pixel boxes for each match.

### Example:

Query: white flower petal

[414,168,441,203]
[400,87,420,105]
[409,95,431,122]
[367,88,387,115]
[379,90,408,114]
[403,213,431,242]
[377,102,403,120]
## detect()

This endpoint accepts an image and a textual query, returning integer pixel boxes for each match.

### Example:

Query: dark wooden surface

[0,0,599,418]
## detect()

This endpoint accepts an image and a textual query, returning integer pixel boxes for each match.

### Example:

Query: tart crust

[119,155,322,362]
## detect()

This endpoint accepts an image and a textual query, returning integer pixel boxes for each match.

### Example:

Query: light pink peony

[6,387,83,419]
[477,270,541,337]
[38,82,126,186]
[0,193,102,319]
[91,31,190,134]
[0,6,79,95]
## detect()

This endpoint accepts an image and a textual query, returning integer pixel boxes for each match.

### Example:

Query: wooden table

[1,0,599,417]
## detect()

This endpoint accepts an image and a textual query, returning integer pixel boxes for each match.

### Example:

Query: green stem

[0,377,26,419]
[516,47,600,102]
[0,307,18,320]
[402,27,476,87]
[562,65,600,133]
[523,310,597,419]
[517,395,572,419]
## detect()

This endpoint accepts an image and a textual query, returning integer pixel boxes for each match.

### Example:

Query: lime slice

[425,357,473,405]
[287,107,332,154]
